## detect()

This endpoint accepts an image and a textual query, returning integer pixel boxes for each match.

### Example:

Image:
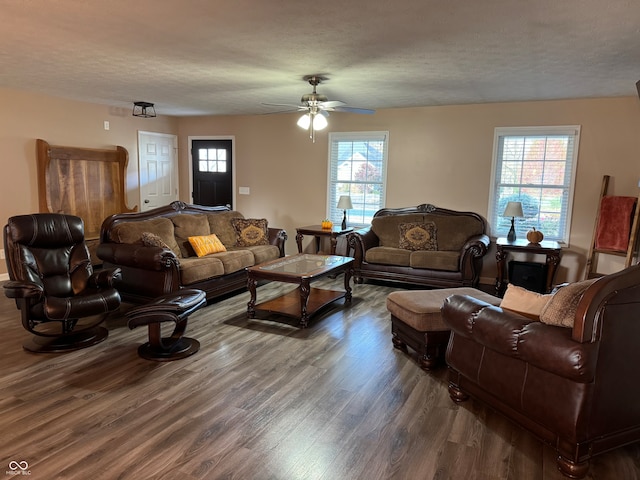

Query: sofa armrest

[96,243,179,272]
[458,233,490,285]
[268,227,287,257]
[348,228,379,265]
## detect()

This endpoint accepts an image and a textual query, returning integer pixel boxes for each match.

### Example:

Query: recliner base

[23,326,109,353]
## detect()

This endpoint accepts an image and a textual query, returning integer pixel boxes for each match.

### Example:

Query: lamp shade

[312,113,328,130]
[337,195,353,210]
[297,113,311,129]
[502,201,524,218]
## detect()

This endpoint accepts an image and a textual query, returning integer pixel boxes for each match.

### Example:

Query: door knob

[144,199,150,203]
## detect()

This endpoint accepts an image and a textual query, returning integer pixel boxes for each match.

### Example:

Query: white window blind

[328,132,389,227]
[488,126,580,244]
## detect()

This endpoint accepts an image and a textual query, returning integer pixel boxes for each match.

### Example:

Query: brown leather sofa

[347,204,489,288]
[97,201,287,304]
[441,263,640,478]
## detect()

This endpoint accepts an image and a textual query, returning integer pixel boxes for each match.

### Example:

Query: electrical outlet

[104,120,110,130]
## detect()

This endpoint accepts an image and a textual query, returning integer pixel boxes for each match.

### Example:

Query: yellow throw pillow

[499,284,552,320]
[188,233,227,257]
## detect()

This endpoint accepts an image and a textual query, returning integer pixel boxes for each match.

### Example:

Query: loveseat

[442,264,640,478]
[97,201,286,303]
[347,204,489,288]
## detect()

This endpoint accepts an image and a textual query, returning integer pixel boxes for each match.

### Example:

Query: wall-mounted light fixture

[132,101,156,118]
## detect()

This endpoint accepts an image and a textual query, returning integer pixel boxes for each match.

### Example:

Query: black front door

[191,139,233,207]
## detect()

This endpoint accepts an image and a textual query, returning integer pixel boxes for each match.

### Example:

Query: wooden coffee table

[246,254,354,328]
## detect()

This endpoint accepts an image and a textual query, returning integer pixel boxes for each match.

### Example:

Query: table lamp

[502,201,524,242]
[337,195,353,230]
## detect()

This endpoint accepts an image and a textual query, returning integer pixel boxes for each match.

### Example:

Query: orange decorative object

[321,220,333,229]
[526,227,544,244]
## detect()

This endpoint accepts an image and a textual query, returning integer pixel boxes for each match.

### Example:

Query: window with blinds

[488,126,581,244]
[327,132,389,227]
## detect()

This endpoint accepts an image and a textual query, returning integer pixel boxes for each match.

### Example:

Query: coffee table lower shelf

[251,287,348,327]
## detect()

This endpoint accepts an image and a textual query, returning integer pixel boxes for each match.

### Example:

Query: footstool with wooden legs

[386,287,501,370]
[126,289,207,361]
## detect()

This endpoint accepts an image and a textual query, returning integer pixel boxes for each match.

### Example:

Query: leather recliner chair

[3,213,121,352]
[442,263,640,478]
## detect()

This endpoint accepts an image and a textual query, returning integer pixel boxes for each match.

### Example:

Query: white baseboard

[0,273,9,282]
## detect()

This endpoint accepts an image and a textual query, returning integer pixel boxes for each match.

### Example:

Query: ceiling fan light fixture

[313,113,328,130]
[297,113,311,129]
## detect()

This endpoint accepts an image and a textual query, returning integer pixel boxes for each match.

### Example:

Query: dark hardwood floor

[0,277,638,479]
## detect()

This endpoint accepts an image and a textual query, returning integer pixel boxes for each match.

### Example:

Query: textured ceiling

[1,0,639,116]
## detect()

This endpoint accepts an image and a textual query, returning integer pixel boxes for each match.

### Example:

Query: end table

[296,225,354,256]
[495,237,562,296]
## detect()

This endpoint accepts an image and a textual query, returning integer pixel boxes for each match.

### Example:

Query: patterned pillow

[141,231,172,250]
[231,218,269,247]
[539,278,598,328]
[398,222,438,251]
[188,234,227,257]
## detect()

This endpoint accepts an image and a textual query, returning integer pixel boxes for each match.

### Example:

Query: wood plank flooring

[0,277,638,479]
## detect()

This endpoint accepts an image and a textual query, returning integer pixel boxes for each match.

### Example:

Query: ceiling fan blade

[319,100,346,108]
[261,102,306,110]
[331,106,376,114]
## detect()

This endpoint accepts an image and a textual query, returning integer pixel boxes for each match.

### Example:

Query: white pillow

[500,284,553,320]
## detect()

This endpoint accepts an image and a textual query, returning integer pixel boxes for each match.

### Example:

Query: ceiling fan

[262,75,375,142]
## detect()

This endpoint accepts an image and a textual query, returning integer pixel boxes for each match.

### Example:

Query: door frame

[138,131,179,211]
[188,135,236,208]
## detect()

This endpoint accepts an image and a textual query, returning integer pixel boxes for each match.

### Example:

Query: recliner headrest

[7,214,85,248]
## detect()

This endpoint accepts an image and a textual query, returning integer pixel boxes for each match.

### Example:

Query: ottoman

[386,287,501,370]
[126,289,207,361]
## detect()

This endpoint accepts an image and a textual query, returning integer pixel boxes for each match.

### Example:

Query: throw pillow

[232,218,269,247]
[188,233,227,257]
[499,284,552,320]
[398,222,438,251]
[140,231,172,250]
[539,278,598,328]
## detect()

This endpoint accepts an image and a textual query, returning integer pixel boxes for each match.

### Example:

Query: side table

[296,225,354,255]
[495,237,562,296]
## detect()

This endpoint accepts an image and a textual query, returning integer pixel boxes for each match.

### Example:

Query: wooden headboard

[36,139,137,242]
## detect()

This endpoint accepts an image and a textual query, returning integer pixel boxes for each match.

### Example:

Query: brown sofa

[347,204,489,288]
[442,263,640,478]
[97,201,287,303]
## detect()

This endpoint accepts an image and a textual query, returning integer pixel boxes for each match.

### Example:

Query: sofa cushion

[500,284,552,320]
[178,256,225,285]
[207,211,244,246]
[172,214,211,257]
[371,214,426,248]
[539,278,597,328]
[409,250,459,271]
[398,222,438,251]
[230,244,281,265]
[110,218,182,257]
[425,213,484,251]
[213,250,255,274]
[189,233,227,257]
[232,218,269,247]
[365,246,411,266]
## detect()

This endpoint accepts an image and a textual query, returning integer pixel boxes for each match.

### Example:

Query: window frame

[487,125,581,245]
[327,131,389,228]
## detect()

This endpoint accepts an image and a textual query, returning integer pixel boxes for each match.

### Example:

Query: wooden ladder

[585,175,640,279]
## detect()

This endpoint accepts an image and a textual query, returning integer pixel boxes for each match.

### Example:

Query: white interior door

[138,131,179,211]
